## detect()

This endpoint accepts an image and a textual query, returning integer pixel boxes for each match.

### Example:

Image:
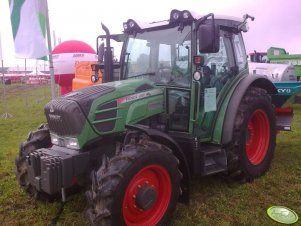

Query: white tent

[28,69,49,76]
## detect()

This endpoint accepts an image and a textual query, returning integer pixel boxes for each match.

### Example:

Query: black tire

[15,124,53,200]
[226,87,276,182]
[86,138,181,226]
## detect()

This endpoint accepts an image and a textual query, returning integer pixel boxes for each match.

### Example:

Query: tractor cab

[96,10,252,138]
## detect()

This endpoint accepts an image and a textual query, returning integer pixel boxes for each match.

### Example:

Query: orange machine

[72,61,102,91]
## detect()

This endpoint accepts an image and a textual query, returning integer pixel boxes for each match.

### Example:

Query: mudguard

[213,74,277,145]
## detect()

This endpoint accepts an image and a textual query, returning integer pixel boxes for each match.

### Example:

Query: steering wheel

[157,66,173,82]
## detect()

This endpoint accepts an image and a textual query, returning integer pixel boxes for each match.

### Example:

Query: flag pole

[0,32,13,119]
[1,59,13,119]
[45,0,56,99]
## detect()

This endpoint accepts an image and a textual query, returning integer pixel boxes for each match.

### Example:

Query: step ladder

[200,145,227,176]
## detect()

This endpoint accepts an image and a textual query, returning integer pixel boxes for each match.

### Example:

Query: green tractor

[16,10,294,226]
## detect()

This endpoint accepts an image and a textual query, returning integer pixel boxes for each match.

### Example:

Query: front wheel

[86,138,181,226]
[226,87,276,181]
[15,124,53,200]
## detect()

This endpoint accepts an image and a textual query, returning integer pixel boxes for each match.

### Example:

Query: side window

[126,38,150,78]
[159,44,171,67]
[203,36,228,76]
[157,41,191,88]
[233,33,247,71]
[175,41,190,75]
[168,89,190,131]
[200,32,233,93]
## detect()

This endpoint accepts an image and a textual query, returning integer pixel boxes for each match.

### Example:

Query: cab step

[200,145,227,176]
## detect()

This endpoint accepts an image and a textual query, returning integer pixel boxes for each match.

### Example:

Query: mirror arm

[238,14,255,31]
[195,13,214,30]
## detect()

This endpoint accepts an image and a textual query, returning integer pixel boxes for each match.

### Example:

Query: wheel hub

[123,164,172,225]
[135,185,158,210]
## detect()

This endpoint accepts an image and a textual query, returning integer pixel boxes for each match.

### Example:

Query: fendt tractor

[16,9,300,226]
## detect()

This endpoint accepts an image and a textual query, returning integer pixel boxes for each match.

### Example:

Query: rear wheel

[15,124,53,200]
[86,136,181,226]
[226,87,276,181]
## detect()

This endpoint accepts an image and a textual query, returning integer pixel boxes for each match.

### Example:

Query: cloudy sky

[0,0,300,67]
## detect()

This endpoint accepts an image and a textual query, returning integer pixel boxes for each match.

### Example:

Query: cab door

[164,40,192,132]
[195,29,238,140]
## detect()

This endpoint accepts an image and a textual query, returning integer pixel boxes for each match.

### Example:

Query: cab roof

[123,9,248,34]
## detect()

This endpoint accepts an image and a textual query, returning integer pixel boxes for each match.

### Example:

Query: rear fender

[213,74,277,145]
[125,124,191,204]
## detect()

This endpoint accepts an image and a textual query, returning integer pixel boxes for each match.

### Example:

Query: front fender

[213,74,277,145]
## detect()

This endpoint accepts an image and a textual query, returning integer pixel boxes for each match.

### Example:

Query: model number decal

[117,89,163,104]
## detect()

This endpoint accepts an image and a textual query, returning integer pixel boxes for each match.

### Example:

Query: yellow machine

[72,61,102,91]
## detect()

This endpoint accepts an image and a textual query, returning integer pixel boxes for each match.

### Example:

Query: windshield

[123,26,192,88]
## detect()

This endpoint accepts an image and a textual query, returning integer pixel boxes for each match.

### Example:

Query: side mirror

[198,24,220,53]
[98,42,105,63]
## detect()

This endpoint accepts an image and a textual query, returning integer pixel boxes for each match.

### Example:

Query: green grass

[0,84,300,226]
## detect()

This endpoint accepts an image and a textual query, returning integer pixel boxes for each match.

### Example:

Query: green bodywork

[268,47,301,80]
[75,68,257,149]
[76,79,164,148]
[210,70,249,143]
[195,69,249,143]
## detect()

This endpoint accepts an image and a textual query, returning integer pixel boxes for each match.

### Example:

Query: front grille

[45,99,86,136]
[44,84,115,137]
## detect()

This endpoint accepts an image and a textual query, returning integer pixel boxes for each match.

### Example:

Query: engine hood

[103,79,157,97]
[44,79,161,138]
[86,79,163,134]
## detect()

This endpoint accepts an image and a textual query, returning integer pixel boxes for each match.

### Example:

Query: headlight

[170,9,193,24]
[50,133,80,150]
[183,11,190,19]
[123,19,141,33]
[65,137,80,149]
[50,133,60,146]
[123,22,128,30]
[170,9,181,23]
[172,11,180,20]
[129,20,135,28]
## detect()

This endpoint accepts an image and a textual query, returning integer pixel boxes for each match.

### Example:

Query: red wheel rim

[246,109,270,165]
[123,164,171,226]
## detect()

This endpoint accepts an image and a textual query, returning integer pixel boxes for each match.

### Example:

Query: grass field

[0,84,300,226]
